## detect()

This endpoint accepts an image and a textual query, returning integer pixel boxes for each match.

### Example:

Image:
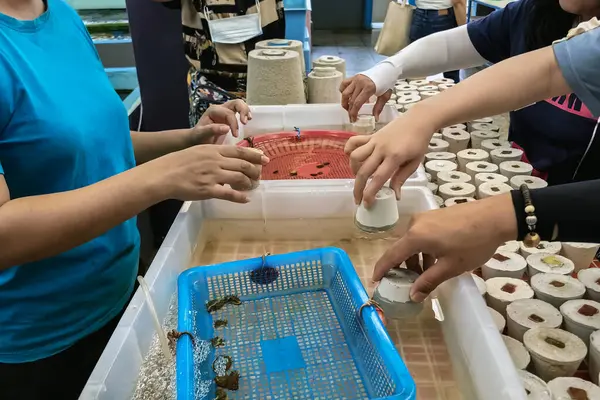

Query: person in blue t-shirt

[0,0,268,398]
[341,0,600,185]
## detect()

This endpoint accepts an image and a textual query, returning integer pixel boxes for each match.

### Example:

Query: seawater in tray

[177,247,416,400]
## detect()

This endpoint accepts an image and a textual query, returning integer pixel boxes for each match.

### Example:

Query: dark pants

[0,264,141,400]
[409,7,460,83]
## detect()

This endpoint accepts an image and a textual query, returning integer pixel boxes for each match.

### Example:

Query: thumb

[410,257,458,303]
[197,123,230,138]
[373,91,391,122]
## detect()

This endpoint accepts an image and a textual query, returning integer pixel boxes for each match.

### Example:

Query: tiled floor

[311,30,387,77]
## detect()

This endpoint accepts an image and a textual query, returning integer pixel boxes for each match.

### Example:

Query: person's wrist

[135,158,175,203]
[482,193,519,243]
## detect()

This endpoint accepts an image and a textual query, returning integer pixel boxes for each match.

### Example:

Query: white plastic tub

[81,184,525,400]
[222,103,428,187]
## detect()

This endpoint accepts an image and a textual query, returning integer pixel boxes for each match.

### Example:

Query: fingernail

[410,291,427,303]
[243,196,251,203]
[220,126,229,132]
[261,156,270,164]
[395,188,401,200]
[248,112,253,119]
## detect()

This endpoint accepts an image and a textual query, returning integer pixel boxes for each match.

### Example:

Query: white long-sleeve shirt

[361,25,487,95]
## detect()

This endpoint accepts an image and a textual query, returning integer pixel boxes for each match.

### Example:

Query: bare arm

[347,45,572,206]
[0,165,162,270]
[131,129,195,164]
[0,144,267,271]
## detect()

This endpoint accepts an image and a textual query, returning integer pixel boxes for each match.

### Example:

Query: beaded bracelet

[520,184,541,248]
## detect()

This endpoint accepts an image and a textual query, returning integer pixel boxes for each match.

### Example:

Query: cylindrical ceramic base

[409,79,430,86]
[509,175,548,190]
[548,377,600,400]
[518,371,552,400]
[372,268,424,319]
[486,277,534,317]
[500,161,534,179]
[524,328,587,382]
[417,85,438,92]
[307,67,344,104]
[490,148,524,165]
[256,38,306,78]
[506,299,563,342]
[444,197,475,207]
[478,181,513,199]
[438,83,455,91]
[427,182,438,195]
[428,138,450,153]
[466,161,499,179]
[437,170,472,185]
[433,77,455,85]
[560,299,600,347]
[355,187,399,233]
[531,273,586,309]
[397,95,422,105]
[520,241,562,258]
[433,195,444,208]
[472,273,487,296]
[351,115,376,135]
[438,182,476,201]
[475,172,509,187]
[577,268,600,302]
[312,54,346,77]
[247,49,306,105]
[481,139,512,153]
[395,84,418,92]
[425,172,432,182]
[425,151,456,163]
[470,122,500,132]
[467,117,494,132]
[482,251,527,280]
[470,131,500,149]
[498,241,520,253]
[396,90,419,98]
[527,253,575,277]
[442,129,470,153]
[502,334,531,370]
[425,160,458,182]
[590,330,600,385]
[562,242,600,272]
[457,149,490,172]
[489,306,506,333]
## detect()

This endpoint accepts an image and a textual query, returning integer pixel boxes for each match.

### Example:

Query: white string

[572,116,600,180]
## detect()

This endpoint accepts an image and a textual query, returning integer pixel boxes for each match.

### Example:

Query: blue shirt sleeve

[553,27,600,118]
[467,0,528,63]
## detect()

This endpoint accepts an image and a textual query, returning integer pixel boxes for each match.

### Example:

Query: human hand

[340,74,392,123]
[372,193,518,303]
[344,111,434,207]
[151,145,268,203]
[195,99,252,142]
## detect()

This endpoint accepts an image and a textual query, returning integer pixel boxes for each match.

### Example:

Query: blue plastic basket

[177,247,416,400]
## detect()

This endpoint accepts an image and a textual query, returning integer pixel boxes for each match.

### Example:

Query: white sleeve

[362,25,488,96]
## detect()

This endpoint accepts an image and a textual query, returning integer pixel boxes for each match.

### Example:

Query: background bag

[375,0,414,56]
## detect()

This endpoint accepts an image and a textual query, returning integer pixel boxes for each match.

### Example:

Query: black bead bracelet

[520,184,541,248]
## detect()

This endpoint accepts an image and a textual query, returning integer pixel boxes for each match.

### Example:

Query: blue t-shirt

[467,0,599,184]
[554,26,600,118]
[0,0,139,362]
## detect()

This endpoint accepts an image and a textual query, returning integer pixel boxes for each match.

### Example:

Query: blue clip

[294,127,301,141]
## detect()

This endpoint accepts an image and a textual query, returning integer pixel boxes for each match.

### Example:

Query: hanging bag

[375,0,414,56]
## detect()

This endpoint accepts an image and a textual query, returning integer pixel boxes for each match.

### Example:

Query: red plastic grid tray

[237,130,356,180]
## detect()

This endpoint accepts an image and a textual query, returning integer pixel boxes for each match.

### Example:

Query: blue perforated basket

[176,247,416,400]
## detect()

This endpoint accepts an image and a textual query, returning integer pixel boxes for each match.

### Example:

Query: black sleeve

[511,180,600,243]
[161,0,181,9]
